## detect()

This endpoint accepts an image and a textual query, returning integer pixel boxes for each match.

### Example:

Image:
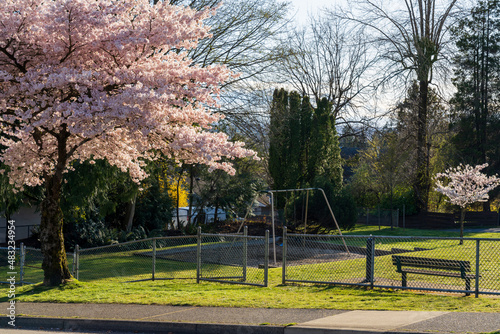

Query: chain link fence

[358,207,400,228]
[75,228,269,286]
[3,229,500,296]
[282,229,500,297]
[77,236,199,282]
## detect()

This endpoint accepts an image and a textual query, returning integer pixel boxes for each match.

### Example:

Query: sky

[287,0,340,25]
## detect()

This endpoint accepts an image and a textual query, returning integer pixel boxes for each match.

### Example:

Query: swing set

[237,187,349,265]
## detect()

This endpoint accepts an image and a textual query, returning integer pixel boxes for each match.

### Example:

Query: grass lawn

[1,225,499,312]
[2,273,499,312]
[343,225,500,239]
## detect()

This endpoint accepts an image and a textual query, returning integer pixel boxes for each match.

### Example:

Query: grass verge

[1,270,499,313]
[343,225,500,239]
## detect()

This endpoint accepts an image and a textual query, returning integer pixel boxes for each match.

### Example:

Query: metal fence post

[196,227,201,284]
[243,226,248,282]
[365,236,375,287]
[72,247,77,277]
[475,239,480,298]
[75,245,80,280]
[264,229,269,287]
[20,243,25,286]
[282,226,287,285]
[152,238,156,281]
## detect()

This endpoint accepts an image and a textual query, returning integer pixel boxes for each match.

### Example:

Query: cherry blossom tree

[435,163,500,244]
[0,0,257,285]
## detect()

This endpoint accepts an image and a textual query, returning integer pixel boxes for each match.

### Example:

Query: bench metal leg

[465,278,471,296]
[402,272,407,287]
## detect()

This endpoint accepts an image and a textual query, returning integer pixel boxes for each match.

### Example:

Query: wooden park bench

[392,255,476,295]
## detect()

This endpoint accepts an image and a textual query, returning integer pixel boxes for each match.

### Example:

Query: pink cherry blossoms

[0,0,257,190]
[434,163,500,208]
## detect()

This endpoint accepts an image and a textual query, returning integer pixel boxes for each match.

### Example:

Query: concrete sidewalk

[1,302,500,334]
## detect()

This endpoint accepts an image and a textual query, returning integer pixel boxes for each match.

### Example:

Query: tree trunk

[39,174,72,286]
[175,172,183,230]
[214,197,219,224]
[125,192,137,233]
[415,79,430,212]
[188,165,195,225]
[459,207,465,245]
[39,131,72,286]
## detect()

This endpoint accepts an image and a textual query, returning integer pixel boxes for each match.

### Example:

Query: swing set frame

[238,187,350,265]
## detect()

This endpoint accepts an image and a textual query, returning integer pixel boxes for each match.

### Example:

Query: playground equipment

[239,187,349,265]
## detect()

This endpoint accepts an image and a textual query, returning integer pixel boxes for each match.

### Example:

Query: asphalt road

[4,330,142,334]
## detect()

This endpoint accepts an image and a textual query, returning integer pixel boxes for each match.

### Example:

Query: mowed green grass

[3,272,500,312]
[1,225,499,312]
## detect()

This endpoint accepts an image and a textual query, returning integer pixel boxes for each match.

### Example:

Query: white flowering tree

[435,163,500,243]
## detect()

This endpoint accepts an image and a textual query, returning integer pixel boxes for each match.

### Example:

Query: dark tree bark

[125,193,137,233]
[39,134,72,285]
[415,79,430,212]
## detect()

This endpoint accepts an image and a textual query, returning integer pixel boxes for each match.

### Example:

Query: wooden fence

[403,211,499,229]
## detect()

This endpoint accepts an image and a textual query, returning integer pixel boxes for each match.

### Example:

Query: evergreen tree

[268,89,352,228]
[309,98,343,191]
[269,88,290,190]
[287,92,302,188]
[298,96,314,185]
[450,0,500,210]
[269,90,343,191]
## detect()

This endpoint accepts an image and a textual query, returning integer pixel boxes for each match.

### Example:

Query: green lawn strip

[343,225,500,239]
[2,276,499,312]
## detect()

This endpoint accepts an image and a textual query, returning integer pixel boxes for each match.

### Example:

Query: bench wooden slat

[392,255,471,271]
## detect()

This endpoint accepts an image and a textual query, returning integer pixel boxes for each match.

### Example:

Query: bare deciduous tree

[164,0,291,144]
[277,15,377,130]
[342,0,458,211]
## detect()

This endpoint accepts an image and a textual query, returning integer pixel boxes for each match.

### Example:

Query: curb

[5,316,286,334]
[1,316,433,334]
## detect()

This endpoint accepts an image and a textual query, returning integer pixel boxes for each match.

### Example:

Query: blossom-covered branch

[0,0,257,191]
[0,0,257,285]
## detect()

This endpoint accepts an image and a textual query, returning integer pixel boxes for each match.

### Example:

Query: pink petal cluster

[0,0,257,190]
[434,163,500,208]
